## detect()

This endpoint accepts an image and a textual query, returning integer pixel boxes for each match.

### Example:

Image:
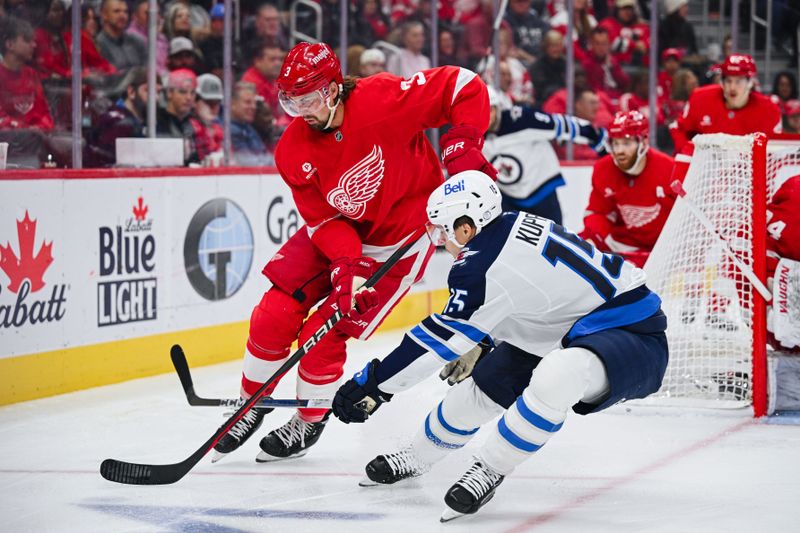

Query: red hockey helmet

[720,54,757,78]
[277,41,343,98]
[608,110,649,140]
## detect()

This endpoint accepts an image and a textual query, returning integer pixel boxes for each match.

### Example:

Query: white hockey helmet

[426,170,503,245]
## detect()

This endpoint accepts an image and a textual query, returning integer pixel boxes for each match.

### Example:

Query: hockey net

[644,133,800,416]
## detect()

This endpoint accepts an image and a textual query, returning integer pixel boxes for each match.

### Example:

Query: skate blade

[255,449,308,463]
[358,477,380,487]
[211,450,228,464]
[440,507,466,523]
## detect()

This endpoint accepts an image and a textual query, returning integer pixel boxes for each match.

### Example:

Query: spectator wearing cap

[599,0,650,67]
[167,36,204,74]
[657,48,682,103]
[198,3,230,80]
[127,0,169,74]
[359,48,386,77]
[230,81,273,166]
[503,0,549,67]
[530,30,567,102]
[783,100,800,134]
[87,66,155,167]
[191,73,224,162]
[241,41,288,128]
[96,0,148,72]
[659,0,697,55]
[157,68,199,165]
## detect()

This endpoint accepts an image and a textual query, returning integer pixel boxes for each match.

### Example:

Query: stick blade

[100,458,184,485]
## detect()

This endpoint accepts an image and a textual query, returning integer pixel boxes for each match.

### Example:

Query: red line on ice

[501,418,755,533]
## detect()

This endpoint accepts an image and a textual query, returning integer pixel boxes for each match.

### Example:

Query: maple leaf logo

[133,196,148,221]
[0,211,54,294]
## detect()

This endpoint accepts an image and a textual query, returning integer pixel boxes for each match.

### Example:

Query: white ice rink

[2,330,799,533]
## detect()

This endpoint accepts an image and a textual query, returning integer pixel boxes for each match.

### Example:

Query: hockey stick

[100,235,420,485]
[170,344,332,409]
[671,180,772,301]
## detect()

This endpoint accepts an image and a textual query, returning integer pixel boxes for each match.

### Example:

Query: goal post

[644,133,800,416]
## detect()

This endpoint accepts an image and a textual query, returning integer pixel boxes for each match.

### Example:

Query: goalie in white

[332,170,669,522]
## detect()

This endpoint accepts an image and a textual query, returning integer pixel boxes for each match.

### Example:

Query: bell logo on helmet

[444,180,465,195]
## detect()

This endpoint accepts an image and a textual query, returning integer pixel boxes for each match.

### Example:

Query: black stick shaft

[100,235,420,485]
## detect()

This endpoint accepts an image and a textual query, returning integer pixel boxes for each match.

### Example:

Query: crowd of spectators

[0,0,798,168]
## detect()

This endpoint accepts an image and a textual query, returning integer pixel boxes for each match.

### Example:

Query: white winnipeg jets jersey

[375,212,660,394]
[483,107,604,200]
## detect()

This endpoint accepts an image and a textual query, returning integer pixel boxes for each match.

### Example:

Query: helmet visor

[425,222,449,247]
[279,88,327,117]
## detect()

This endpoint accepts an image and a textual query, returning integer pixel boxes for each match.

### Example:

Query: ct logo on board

[184,199,254,301]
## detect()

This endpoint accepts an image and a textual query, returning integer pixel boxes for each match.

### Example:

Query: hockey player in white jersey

[484,87,607,223]
[332,170,668,522]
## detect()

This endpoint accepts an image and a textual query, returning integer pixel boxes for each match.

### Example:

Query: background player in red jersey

[579,110,676,267]
[212,41,496,463]
[669,54,782,154]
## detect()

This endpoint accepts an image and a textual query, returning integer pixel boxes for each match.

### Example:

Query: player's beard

[303,115,327,131]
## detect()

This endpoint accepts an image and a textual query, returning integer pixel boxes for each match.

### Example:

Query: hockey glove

[439,337,493,386]
[555,115,608,154]
[332,359,393,423]
[330,256,378,316]
[440,124,498,180]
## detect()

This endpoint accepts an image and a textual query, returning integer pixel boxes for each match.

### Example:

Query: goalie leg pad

[241,288,312,398]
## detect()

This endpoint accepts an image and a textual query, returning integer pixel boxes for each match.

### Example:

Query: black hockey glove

[332,359,393,424]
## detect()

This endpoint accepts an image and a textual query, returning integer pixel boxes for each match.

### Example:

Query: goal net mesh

[645,134,758,408]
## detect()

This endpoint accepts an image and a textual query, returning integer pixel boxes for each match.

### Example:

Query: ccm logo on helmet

[444,180,465,195]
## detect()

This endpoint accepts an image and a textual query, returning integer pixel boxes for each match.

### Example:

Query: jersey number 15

[542,224,624,301]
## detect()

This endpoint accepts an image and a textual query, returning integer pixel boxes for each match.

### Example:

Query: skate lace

[458,462,502,501]
[274,414,313,449]
[385,449,418,476]
[229,408,260,440]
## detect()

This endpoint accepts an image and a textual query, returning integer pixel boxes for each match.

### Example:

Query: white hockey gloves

[439,339,493,386]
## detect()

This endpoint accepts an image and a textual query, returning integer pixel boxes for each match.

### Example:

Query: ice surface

[1,330,799,532]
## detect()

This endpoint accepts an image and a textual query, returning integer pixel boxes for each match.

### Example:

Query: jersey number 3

[542,224,623,301]
[400,72,427,91]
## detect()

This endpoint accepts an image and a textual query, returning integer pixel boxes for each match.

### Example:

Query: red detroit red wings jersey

[767,175,800,277]
[669,85,782,153]
[582,148,676,266]
[274,67,489,249]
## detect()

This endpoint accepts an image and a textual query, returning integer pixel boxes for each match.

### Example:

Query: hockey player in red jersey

[669,54,782,154]
[579,110,676,267]
[212,41,496,463]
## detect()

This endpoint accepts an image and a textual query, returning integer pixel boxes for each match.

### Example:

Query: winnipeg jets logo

[618,203,661,228]
[454,249,479,266]
[490,153,523,185]
[326,145,385,219]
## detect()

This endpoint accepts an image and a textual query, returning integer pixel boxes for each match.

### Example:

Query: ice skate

[256,411,330,462]
[440,459,504,522]
[359,448,428,487]
[212,405,272,463]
